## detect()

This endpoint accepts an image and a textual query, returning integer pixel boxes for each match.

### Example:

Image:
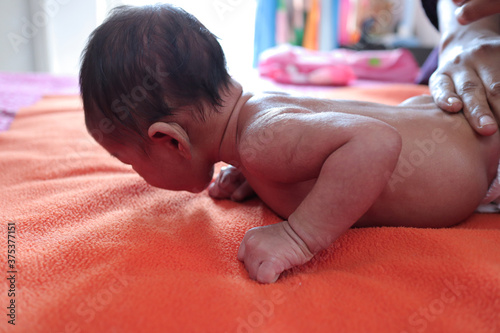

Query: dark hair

[80,4,231,142]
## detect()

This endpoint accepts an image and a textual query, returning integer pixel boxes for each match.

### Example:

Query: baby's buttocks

[477,131,500,211]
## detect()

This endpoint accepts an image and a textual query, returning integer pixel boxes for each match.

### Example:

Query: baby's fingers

[237,239,246,261]
[208,180,231,199]
[230,181,255,202]
[239,253,281,284]
[208,166,244,199]
[256,261,280,284]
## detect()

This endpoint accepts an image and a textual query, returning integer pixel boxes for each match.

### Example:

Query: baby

[80,4,500,283]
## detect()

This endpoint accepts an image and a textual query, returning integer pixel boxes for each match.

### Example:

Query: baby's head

[80,4,231,191]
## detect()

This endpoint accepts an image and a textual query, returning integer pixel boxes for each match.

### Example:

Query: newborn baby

[80,4,500,283]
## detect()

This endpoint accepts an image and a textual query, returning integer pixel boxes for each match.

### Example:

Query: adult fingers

[477,67,500,126]
[429,72,463,112]
[456,1,500,24]
[454,72,498,135]
[486,81,500,117]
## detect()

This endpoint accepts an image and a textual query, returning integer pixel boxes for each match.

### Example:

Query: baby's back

[357,96,500,226]
[240,94,500,227]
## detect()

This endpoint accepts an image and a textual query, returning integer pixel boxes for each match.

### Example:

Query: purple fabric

[415,46,439,85]
[0,72,79,131]
[415,0,439,85]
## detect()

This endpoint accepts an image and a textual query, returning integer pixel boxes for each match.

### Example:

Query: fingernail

[447,97,460,106]
[479,115,495,127]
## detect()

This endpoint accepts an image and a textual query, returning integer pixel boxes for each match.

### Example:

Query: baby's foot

[238,221,314,283]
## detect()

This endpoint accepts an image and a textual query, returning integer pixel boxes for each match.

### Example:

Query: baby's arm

[238,110,402,283]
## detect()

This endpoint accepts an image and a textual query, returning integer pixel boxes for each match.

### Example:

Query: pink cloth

[0,72,79,131]
[258,45,420,86]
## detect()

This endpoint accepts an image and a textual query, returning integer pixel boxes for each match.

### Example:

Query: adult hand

[453,0,500,24]
[429,35,500,136]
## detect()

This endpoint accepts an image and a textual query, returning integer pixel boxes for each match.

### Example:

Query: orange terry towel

[1,86,499,333]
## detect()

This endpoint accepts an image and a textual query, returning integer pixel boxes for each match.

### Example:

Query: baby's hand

[238,221,314,283]
[209,165,255,201]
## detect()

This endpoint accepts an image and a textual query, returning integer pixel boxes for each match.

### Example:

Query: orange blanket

[1,86,499,333]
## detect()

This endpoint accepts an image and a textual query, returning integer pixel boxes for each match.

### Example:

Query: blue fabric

[253,0,277,67]
[319,0,339,50]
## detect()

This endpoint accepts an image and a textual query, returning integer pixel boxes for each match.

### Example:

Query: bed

[1,73,499,333]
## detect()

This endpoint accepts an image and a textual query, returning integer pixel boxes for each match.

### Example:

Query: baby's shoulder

[239,94,313,138]
[236,98,308,174]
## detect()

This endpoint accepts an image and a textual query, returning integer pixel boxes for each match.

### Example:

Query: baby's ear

[148,122,192,160]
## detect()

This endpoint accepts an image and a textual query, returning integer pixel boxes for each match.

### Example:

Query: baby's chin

[191,166,215,193]
[189,182,211,194]
[146,180,210,193]
[140,165,215,193]
[190,186,207,193]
